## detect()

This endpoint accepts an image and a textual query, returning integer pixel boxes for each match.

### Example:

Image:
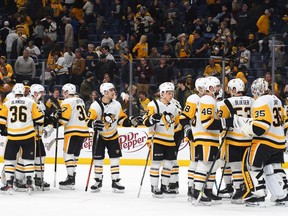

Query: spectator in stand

[122,5,135,35]
[25,40,41,66]
[71,48,86,88]
[0,56,14,85]
[85,90,98,112]
[80,71,96,103]
[45,87,63,116]
[235,3,250,45]
[0,21,12,56]
[185,74,194,91]
[237,42,251,70]
[256,9,272,40]
[5,30,18,63]
[41,36,56,60]
[41,16,57,42]
[111,0,122,33]
[135,6,153,34]
[101,32,115,53]
[138,91,150,115]
[78,18,88,49]
[247,33,259,53]
[161,43,176,68]
[53,51,69,85]
[203,58,222,77]
[83,0,94,24]
[101,45,115,61]
[134,17,145,41]
[14,49,36,83]
[203,15,218,40]
[174,77,192,108]
[148,47,161,69]
[175,33,190,71]
[32,20,45,48]
[10,34,27,65]
[154,55,174,86]
[64,18,74,52]
[115,34,128,56]
[85,44,99,74]
[119,84,140,116]
[95,53,116,84]
[118,57,130,91]
[63,48,75,73]
[132,35,148,59]
[265,71,280,98]
[134,57,153,96]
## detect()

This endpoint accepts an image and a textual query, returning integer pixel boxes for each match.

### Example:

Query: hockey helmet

[195,77,206,94]
[251,78,269,97]
[62,83,76,95]
[13,83,25,95]
[100,83,115,95]
[30,84,45,101]
[159,82,175,99]
[228,78,245,95]
[204,76,221,94]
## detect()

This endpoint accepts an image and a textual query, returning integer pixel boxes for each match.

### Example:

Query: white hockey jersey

[59,97,89,138]
[217,96,254,147]
[192,94,219,147]
[251,94,285,149]
[0,96,44,140]
[88,99,128,140]
[143,99,180,146]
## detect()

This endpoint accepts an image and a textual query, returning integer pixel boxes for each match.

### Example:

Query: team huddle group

[0,76,288,207]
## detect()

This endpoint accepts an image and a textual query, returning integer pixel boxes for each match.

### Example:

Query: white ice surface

[0,164,287,216]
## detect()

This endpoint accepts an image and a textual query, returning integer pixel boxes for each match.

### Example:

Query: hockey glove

[43,124,54,138]
[150,113,162,124]
[53,109,62,119]
[130,116,143,127]
[0,125,7,136]
[93,120,105,131]
[184,125,193,140]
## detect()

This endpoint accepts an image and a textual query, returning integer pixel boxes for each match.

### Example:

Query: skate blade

[14,188,28,192]
[245,202,266,208]
[35,186,50,191]
[91,188,101,193]
[274,201,288,207]
[1,188,13,195]
[163,193,177,198]
[192,200,212,206]
[152,194,163,198]
[112,188,125,193]
[188,196,193,202]
[59,185,75,190]
[27,187,34,195]
[231,199,244,204]
[211,200,222,205]
[218,193,233,198]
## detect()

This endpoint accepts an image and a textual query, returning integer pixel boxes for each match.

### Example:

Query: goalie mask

[251,78,269,97]
[228,78,245,96]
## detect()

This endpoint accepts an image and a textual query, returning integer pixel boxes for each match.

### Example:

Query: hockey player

[0,83,44,194]
[87,83,142,193]
[14,84,52,191]
[192,76,234,205]
[236,78,287,207]
[143,82,180,198]
[217,78,254,203]
[56,83,90,190]
[179,77,206,200]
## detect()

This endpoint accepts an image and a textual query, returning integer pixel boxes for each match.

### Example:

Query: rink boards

[0,126,287,167]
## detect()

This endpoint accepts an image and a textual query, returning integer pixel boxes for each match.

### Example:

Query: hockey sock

[93,159,103,179]
[110,158,120,180]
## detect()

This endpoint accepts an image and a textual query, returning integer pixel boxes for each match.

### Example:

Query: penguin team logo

[162,111,174,130]
[102,113,116,130]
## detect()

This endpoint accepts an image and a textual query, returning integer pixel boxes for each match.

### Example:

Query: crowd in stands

[1,0,288,116]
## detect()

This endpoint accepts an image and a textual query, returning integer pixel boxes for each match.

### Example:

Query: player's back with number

[59,97,89,137]
[252,94,285,147]
[0,97,43,140]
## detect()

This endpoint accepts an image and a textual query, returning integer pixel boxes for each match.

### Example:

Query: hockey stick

[195,128,229,206]
[137,99,159,198]
[85,131,100,191]
[53,122,59,188]
[36,125,44,191]
[216,159,227,196]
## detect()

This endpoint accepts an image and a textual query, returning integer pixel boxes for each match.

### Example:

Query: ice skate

[169,182,179,194]
[112,179,125,193]
[161,184,177,198]
[26,176,34,195]
[1,178,14,195]
[274,194,288,206]
[245,196,266,208]
[91,178,102,193]
[231,188,245,204]
[34,177,50,191]
[218,183,234,198]
[187,186,194,202]
[14,178,27,192]
[192,189,212,206]
[151,185,163,198]
[59,175,75,190]
[204,189,222,205]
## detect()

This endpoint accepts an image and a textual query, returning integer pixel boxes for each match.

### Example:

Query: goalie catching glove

[93,120,104,131]
[129,116,143,127]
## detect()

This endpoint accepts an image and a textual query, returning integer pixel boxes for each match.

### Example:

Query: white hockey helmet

[195,77,206,94]
[13,83,25,95]
[62,83,76,95]
[100,82,115,95]
[159,82,175,93]
[30,84,45,101]
[204,76,221,93]
[251,78,269,97]
[228,78,245,95]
